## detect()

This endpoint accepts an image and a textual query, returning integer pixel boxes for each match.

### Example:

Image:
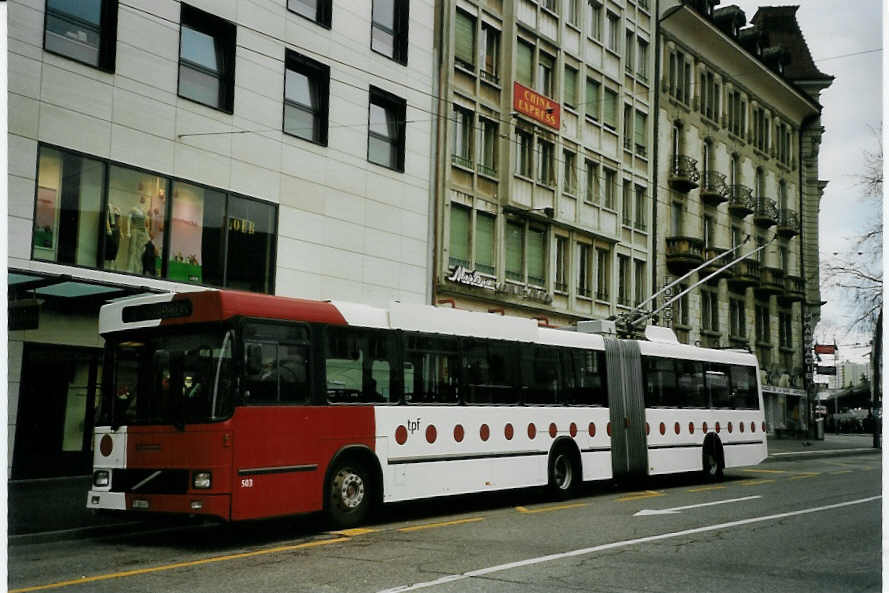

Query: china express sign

[513,82,561,129]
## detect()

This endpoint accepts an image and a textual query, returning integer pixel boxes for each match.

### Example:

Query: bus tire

[701,433,725,482]
[548,445,580,499]
[327,460,372,529]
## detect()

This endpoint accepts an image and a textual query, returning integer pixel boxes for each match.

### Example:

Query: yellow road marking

[789,473,820,480]
[740,468,787,474]
[8,536,350,593]
[688,485,727,492]
[830,470,854,475]
[397,517,484,532]
[515,502,590,514]
[617,490,664,502]
[739,479,775,486]
[333,527,379,536]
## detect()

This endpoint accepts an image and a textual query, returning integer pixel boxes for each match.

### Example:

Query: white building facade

[7,0,436,478]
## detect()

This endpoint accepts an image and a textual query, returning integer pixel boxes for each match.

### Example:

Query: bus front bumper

[87,490,231,520]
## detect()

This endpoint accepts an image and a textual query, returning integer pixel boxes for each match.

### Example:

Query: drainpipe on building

[798,111,820,439]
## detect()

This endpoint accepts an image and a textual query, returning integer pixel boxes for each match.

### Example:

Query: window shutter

[585,78,599,119]
[476,213,495,274]
[634,110,646,148]
[449,205,471,266]
[564,67,577,107]
[516,41,533,87]
[527,228,545,285]
[455,11,475,66]
[506,222,524,280]
[603,89,617,127]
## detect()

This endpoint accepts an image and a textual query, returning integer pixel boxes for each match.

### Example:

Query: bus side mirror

[246,343,263,375]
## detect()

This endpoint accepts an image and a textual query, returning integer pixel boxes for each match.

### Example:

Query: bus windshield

[102,329,235,427]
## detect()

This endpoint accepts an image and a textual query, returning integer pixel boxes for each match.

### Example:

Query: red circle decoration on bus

[659,422,666,436]
[689,422,695,434]
[674,422,681,435]
[751,422,756,433]
[727,422,733,433]
[740,422,745,433]
[762,422,766,433]
[426,425,437,444]
[454,424,465,442]
[703,422,709,433]
[570,422,577,437]
[528,423,537,439]
[589,422,596,437]
[100,435,113,457]
[549,423,558,438]
[715,422,721,433]
[607,422,612,436]
[395,425,408,445]
[645,422,650,435]
[480,424,490,441]
[504,423,514,440]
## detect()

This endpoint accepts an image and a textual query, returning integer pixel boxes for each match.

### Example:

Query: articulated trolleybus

[88,290,767,527]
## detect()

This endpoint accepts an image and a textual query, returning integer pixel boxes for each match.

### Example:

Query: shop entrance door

[12,344,101,479]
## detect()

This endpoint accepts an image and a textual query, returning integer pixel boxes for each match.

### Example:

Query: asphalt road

[8,452,882,593]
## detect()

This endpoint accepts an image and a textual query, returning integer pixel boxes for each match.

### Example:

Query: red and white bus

[87,290,767,527]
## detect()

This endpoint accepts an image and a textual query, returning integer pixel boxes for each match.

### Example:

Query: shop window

[104,165,169,277]
[44,0,118,72]
[168,182,226,286]
[178,4,236,113]
[287,0,331,28]
[367,86,406,172]
[225,195,277,293]
[32,147,106,267]
[284,50,330,145]
[371,0,409,64]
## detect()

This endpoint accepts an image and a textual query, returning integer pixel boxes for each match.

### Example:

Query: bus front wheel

[701,434,725,482]
[327,461,371,528]
[548,447,580,499]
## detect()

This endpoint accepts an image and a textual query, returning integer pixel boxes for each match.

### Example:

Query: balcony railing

[665,236,704,274]
[756,266,784,296]
[480,69,500,85]
[777,209,800,238]
[700,170,729,206]
[727,258,761,289]
[728,184,755,217]
[754,197,778,228]
[701,246,729,280]
[668,155,700,192]
[778,274,804,304]
[451,153,472,169]
[477,162,497,178]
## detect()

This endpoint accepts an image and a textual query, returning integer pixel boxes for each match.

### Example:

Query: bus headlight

[93,470,110,487]
[192,471,211,489]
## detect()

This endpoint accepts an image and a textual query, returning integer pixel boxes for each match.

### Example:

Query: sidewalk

[7,434,880,543]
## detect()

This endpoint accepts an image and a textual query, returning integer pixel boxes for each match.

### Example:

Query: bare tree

[822,130,882,332]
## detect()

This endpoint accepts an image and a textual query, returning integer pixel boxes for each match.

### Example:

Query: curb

[765,447,881,463]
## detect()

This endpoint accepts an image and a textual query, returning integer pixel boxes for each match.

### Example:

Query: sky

[731,0,883,363]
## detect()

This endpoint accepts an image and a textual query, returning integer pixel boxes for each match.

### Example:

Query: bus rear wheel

[327,461,372,528]
[701,434,725,482]
[548,448,580,499]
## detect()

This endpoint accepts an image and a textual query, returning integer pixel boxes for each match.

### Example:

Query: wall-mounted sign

[495,282,553,304]
[513,82,560,129]
[446,266,553,304]
[817,365,837,375]
[228,216,256,235]
[814,344,837,354]
[447,265,496,290]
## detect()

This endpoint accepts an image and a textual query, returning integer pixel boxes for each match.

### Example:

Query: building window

[449,204,471,269]
[756,304,771,344]
[777,122,792,165]
[634,259,645,307]
[367,86,406,172]
[603,168,616,209]
[674,283,689,327]
[283,51,330,145]
[538,52,555,97]
[603,88,618,129]
[563,66,578,110]
[452,106,473,168]
[634,185,646,230]
[596,248,610,300]
[178,4,236,113]
[634,110,648,156]
[617,254,630,306]
[516,38,534,87]
[730,298,746,339]
[703,215,714,249]
[563,150,577,195]
[669,50,690,105]
[537,139,554,185]
[700,70,718,120]
[476,212,496,275]
[622,180,632,226]
[577,243,592,297]
[32,145,277,292]
[44,0,117,71]
[728,90,746,138]
[454,9,476,70]
[701,289,719,331]
[753,106,769,151]
[585,160,599,204]
[372,0,409,64]
[516,129,533,177]
[287,0,332,28]
[637,38,648,82]
[779,311,793,349]
[527,226,545,288]
[555,236,569,293]
[588,1,602,40]
[671,202,683,235]
[585,77,600,121]
[478,119,498,176]
[505,221,524,282]
[606,12,620,53]
[481,24,500,84]
[624,30,634,73]
[566,0,580,26]
[623,104,633,151]
[731,225,743,250]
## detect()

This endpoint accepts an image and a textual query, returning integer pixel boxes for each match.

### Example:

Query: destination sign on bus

[122,299,193,323]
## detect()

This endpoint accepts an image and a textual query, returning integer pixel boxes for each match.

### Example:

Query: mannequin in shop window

[127,194,153,275]
[104,205,121,262]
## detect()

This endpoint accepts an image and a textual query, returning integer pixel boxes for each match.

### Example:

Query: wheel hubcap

[339,472,365,509]
[555,455,572,489]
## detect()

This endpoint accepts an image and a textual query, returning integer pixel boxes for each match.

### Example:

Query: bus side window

[644,356,678,408]
[676,360,706,407]
[462,339,515,405]
[243,342,279,402]
[325,328,363,402]
[403,334,460,405]
[730,365,758,409]
[526,346,558,405]
[573,349,606,407]
[278,344,309,403]
[706,363,732,408]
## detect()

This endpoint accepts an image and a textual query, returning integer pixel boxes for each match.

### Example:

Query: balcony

[700,171,730,206]
[728,184,755,218]
[727,258,760,289]
[756,266,784,297]
[701,246,730,281]
[778,274,804,304]
[776,209,800,238]
[665,236,704,274]
[753,197,778,228]
[669,155,700,192]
